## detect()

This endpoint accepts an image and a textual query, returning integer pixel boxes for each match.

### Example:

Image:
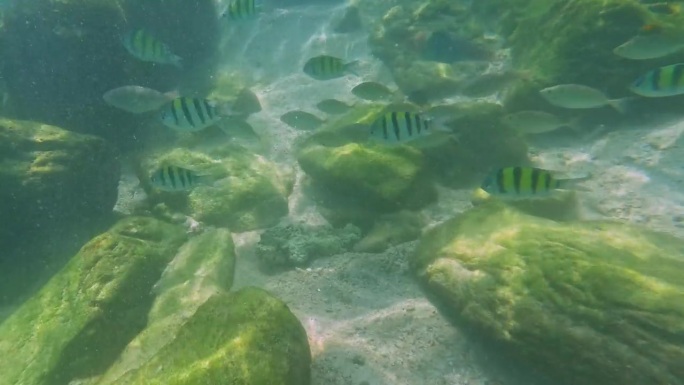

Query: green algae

[412,202,684,385]
[0,217,186,385]
[106,287,311,385]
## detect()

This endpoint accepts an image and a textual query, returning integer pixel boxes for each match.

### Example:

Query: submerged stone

[0,217,186,385]
[0,118,119,258]
[101,287,311,385]
[412,203,684,385]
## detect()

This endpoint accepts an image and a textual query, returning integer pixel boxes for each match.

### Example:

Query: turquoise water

[0,1,683,384]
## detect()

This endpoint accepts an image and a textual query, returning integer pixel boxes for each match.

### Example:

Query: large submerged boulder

[0,217,187,385]
[99,287,312,385]
[412,203,684,385]
[0,118,120,257]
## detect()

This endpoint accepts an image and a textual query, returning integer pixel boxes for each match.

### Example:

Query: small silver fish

[351,81,396,101]
[315,99,354,115]
[103,86,177,114]
[501,110,576,135]
[539,84,629,113]
[613,33,684,60]
[231,87,262,117]
[280,110,325,130]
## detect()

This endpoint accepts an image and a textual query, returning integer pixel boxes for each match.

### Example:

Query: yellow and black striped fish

[223,0,262,20]
[630,63,684,97]
[122,29,182,68]
[480,167,586,197]
[150,165,207,192]
[303,55,360,80]
[159,97,225,132]
[369,111,433,144]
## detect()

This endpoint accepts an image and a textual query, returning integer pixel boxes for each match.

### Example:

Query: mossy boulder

[140,146,294,232]
[0,118,120,257]
[96,228,239,384]
[424,102,530,188]
[298,142,437,226]
[367,1,495,101]
[2,0,219,144]
[99,287,311,385]
[412,202,684,385]
[0,217,187,385]
[472,0,684,118]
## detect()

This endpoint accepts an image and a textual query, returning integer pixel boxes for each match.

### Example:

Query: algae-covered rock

[140,146,294,232]
[96,228,237,384]
[423,102,530,188]
[256,222,361,270]
[412,203,684,385]
[475,0,684,116]
[368,1,495,100]
[0,217,186,385]
[298,142,437,221]
[102,288,311,385]
[0,118,120,256]
[471,186,581,222]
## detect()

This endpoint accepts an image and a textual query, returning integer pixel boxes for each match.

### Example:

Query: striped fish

[480,167,587,198]
[369,111,433,144]
[630,63,684,97]
[150,165,207,192]
[223,0,262,20]
[303,55,360,81]
[122,29,182,68]
[159,97,225,132]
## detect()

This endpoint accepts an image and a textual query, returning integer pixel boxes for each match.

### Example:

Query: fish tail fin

[608,97,634,114]
[344,60,362,76]
[557,174,591,190]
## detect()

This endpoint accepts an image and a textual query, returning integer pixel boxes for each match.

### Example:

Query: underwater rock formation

[473,0,684,115]
[0,118,120,257]
[1,0,220,145]
[0,217,187,385]
[411,202,684,385]
[256,222,361,270]
[140,146,294,232]
[298,142,437,226]
[368,1,495,100]
[100,287,311,385]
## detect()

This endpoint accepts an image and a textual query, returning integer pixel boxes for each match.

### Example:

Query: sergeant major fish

[369,111,452,145]
[480,166,588,198]
[630,62,684,97]
[122,29,182,68]
[160,97,233,132]
[150,165,210,192]
[303,55,360,81]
